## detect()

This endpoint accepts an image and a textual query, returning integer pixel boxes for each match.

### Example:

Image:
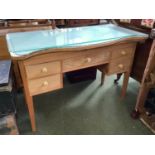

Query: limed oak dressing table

[6,24,148,132]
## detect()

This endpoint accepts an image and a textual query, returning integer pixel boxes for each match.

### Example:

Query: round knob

[42,67,48,73]
[121,51,126,55]
[43,81,48,86]
[86,57,92,63]
[118,64,124,69]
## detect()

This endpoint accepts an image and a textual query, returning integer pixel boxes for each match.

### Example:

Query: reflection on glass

[6,24,148,56]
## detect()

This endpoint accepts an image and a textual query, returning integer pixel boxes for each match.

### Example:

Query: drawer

[111,45,135,60]
[63,49,110,72]
[28,74,63,96]
[106,57,132,75]
[25,61,61,79]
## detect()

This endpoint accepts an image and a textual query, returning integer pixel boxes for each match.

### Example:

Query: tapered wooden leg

[18,61,36,132]
[28,101,36,132]
[121,72,130,98]
[24,92,36,132]
[101,72,105,86]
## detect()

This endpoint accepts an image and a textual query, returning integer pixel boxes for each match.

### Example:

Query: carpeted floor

[16,71,152,134]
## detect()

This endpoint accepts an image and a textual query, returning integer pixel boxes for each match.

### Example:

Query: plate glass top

[6,24,148,56]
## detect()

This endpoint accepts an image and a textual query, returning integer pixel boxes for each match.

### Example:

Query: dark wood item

[112,20,155,133]
[65,19,100,27]
[55,19,65,27]
[0,19,54,30]
[113,19,155,83]
[137,40,155,133]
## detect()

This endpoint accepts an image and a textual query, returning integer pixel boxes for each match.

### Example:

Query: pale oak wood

[121,71,130,98]
[106,56,132,75]
[28,74,63,96]
[10,38,147,61]
[13,40,145,132]
[25,61,61,80]
[110,44,136,60]
[63,48,110,72]
[18,61,36,132]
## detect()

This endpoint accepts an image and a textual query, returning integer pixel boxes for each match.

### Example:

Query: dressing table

[6,24,148,131]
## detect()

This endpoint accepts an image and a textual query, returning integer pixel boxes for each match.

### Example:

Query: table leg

[121,71,130,98]
[101,72,105,86]
[24,91,36,132]
[18,61,36,132]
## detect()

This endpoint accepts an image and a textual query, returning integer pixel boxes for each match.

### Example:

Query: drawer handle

[86,57,92,63]
[118,64,124,69]
[121,51,126,55]
[43,81,48,86]
[41,67,48,73]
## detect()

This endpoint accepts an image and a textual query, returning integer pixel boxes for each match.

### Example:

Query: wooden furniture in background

[134,40,155,133]
[114,19,155,83]
[110,20,155,112]
[108,19,155,133]
[55,19,65,27]
[65,19,100,27]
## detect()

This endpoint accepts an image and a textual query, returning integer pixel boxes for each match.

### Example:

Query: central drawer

[28,74,63,96]
[25,61,61,79]
[63,49,110,72]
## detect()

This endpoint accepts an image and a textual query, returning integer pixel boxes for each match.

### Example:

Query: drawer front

[107,57,132,75]
[28,74,63,96]
[111,45,135,60]
[26,61,61,79]
[63,50,110,72]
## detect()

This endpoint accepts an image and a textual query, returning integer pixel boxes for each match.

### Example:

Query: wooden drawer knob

[118,64,124,69]
[42,67,48,73]
[121,51,126,55]
[86,57,92,63]
[43,81,48,86]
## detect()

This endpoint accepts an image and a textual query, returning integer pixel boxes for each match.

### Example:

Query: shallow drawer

[63,49,110,72]
[106,57,132,75]
[28,74,63,96]
[111,45,135,60]
[26,61,61,79]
